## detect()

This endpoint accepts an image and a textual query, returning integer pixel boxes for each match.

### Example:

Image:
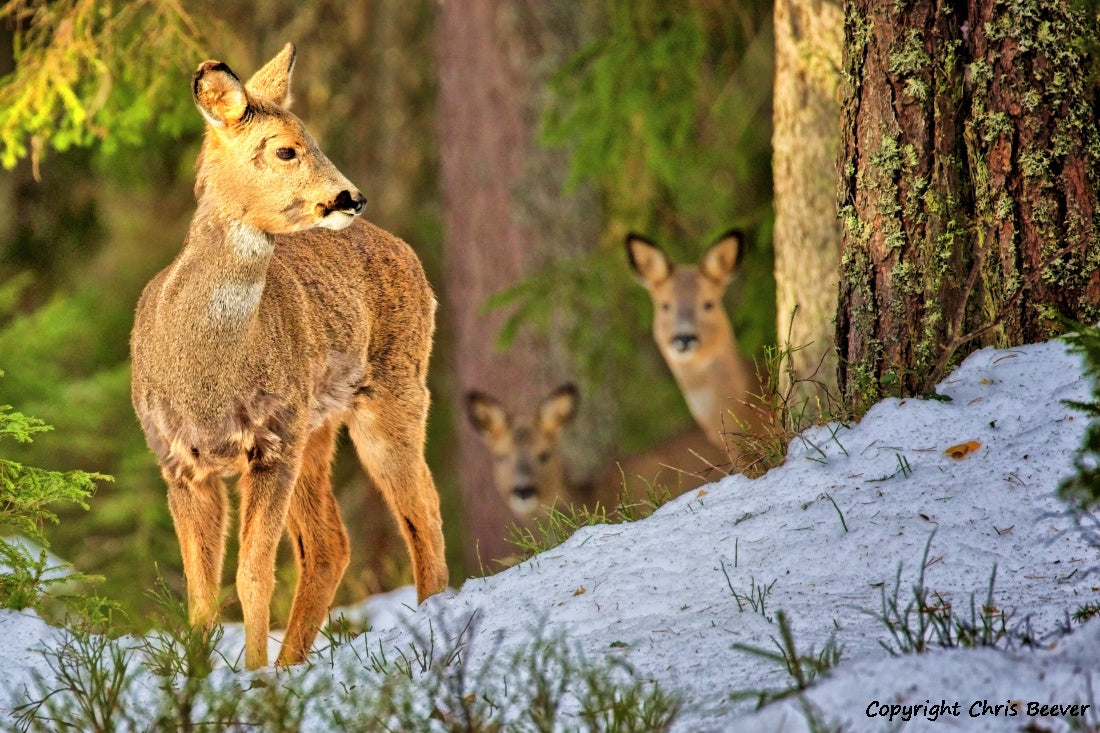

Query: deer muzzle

[513,484,538,500]
[316,189,366,230]
[670,333,700,354]
[327,189,366,216]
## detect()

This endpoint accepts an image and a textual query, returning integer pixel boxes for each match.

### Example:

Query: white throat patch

[228,220,275,258]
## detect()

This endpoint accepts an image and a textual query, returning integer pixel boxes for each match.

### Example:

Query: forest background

[0,0,777,625]
[3,0,1098,630]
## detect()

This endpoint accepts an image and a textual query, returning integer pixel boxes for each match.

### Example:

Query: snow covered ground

[2,339,1099,731]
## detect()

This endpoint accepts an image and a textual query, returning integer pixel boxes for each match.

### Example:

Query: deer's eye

[275,147,296,161]
[702,301,715,311]
[537,451,551,463]
[660,302,671,312]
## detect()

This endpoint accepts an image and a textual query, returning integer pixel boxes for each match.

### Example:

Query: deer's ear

[537,383,578,438]
[626,234,673,287]
[701,230,743,286]
[193,60,250,129]
[465,391,510,441]
[246,42,296,109]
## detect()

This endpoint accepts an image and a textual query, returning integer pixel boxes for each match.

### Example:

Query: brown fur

[465,385,725,521]
[130,43,446,669]
[627,232,771,459]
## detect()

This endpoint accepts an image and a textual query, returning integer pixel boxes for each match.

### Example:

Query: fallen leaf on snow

[945,440,981,459]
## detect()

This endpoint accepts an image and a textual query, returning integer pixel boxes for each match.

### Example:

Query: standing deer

[626,231,770,456]
[465,384,722,520]
[130,43,447,669]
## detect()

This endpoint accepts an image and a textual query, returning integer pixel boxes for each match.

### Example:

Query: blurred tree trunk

[438,2,604,568]
[772,0,844,409]
[836,0,1100,412]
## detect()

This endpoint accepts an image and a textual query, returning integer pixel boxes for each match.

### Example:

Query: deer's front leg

[166,472,229,631]
[236,455,301,669]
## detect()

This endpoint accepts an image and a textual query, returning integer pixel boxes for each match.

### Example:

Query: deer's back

[273,218,436,372]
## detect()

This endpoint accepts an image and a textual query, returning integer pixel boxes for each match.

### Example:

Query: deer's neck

[166,206,276,339]
[669,336,760,442]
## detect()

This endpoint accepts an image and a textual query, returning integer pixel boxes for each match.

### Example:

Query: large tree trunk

[772,0,844,408]
[438,3,603,568]
[837,0,1100,412]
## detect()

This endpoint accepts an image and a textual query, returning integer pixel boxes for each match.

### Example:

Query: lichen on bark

[837,0,1100,413]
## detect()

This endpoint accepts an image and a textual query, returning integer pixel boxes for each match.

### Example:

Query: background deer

[130,43,447,669]
[465,384,581,518]
[627,231,770,461]
[465,384,724,520]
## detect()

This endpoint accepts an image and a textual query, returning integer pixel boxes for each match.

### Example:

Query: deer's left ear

[245,42,296,109]
[701,230,743,286]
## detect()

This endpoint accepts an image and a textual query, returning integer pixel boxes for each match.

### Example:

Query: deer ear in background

[465,390,512,441]
[700,230,743,286]
[537,383,579,438]
[626,234,674,287]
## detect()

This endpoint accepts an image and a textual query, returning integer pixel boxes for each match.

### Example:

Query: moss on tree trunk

[836,0,1100,412]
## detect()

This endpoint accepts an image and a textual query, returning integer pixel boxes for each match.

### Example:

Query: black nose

[671,334,699,353]
[334,189,366,214]
[513,485,537,500]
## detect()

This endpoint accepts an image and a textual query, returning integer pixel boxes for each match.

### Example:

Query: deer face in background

[465,384,578,518]
[627,231,742,367]
[624,230,767,450]
[191,44,365,234]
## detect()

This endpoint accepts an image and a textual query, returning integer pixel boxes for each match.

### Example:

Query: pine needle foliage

[0,275,158,620]
[541,0,774,240]
[0,0,208,172]
[543,1,706,193]
[0,369,112,613]
[1060,322,1100,507]
[0,374,108,542]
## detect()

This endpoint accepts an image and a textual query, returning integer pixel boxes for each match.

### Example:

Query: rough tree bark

[837,0,1100,412]
[772,0,844,406]
[438,2,603,568]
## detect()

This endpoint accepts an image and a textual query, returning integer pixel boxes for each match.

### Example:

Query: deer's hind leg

[277,420,350,667]
[347,385,447,603]
[166,472,229,631]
